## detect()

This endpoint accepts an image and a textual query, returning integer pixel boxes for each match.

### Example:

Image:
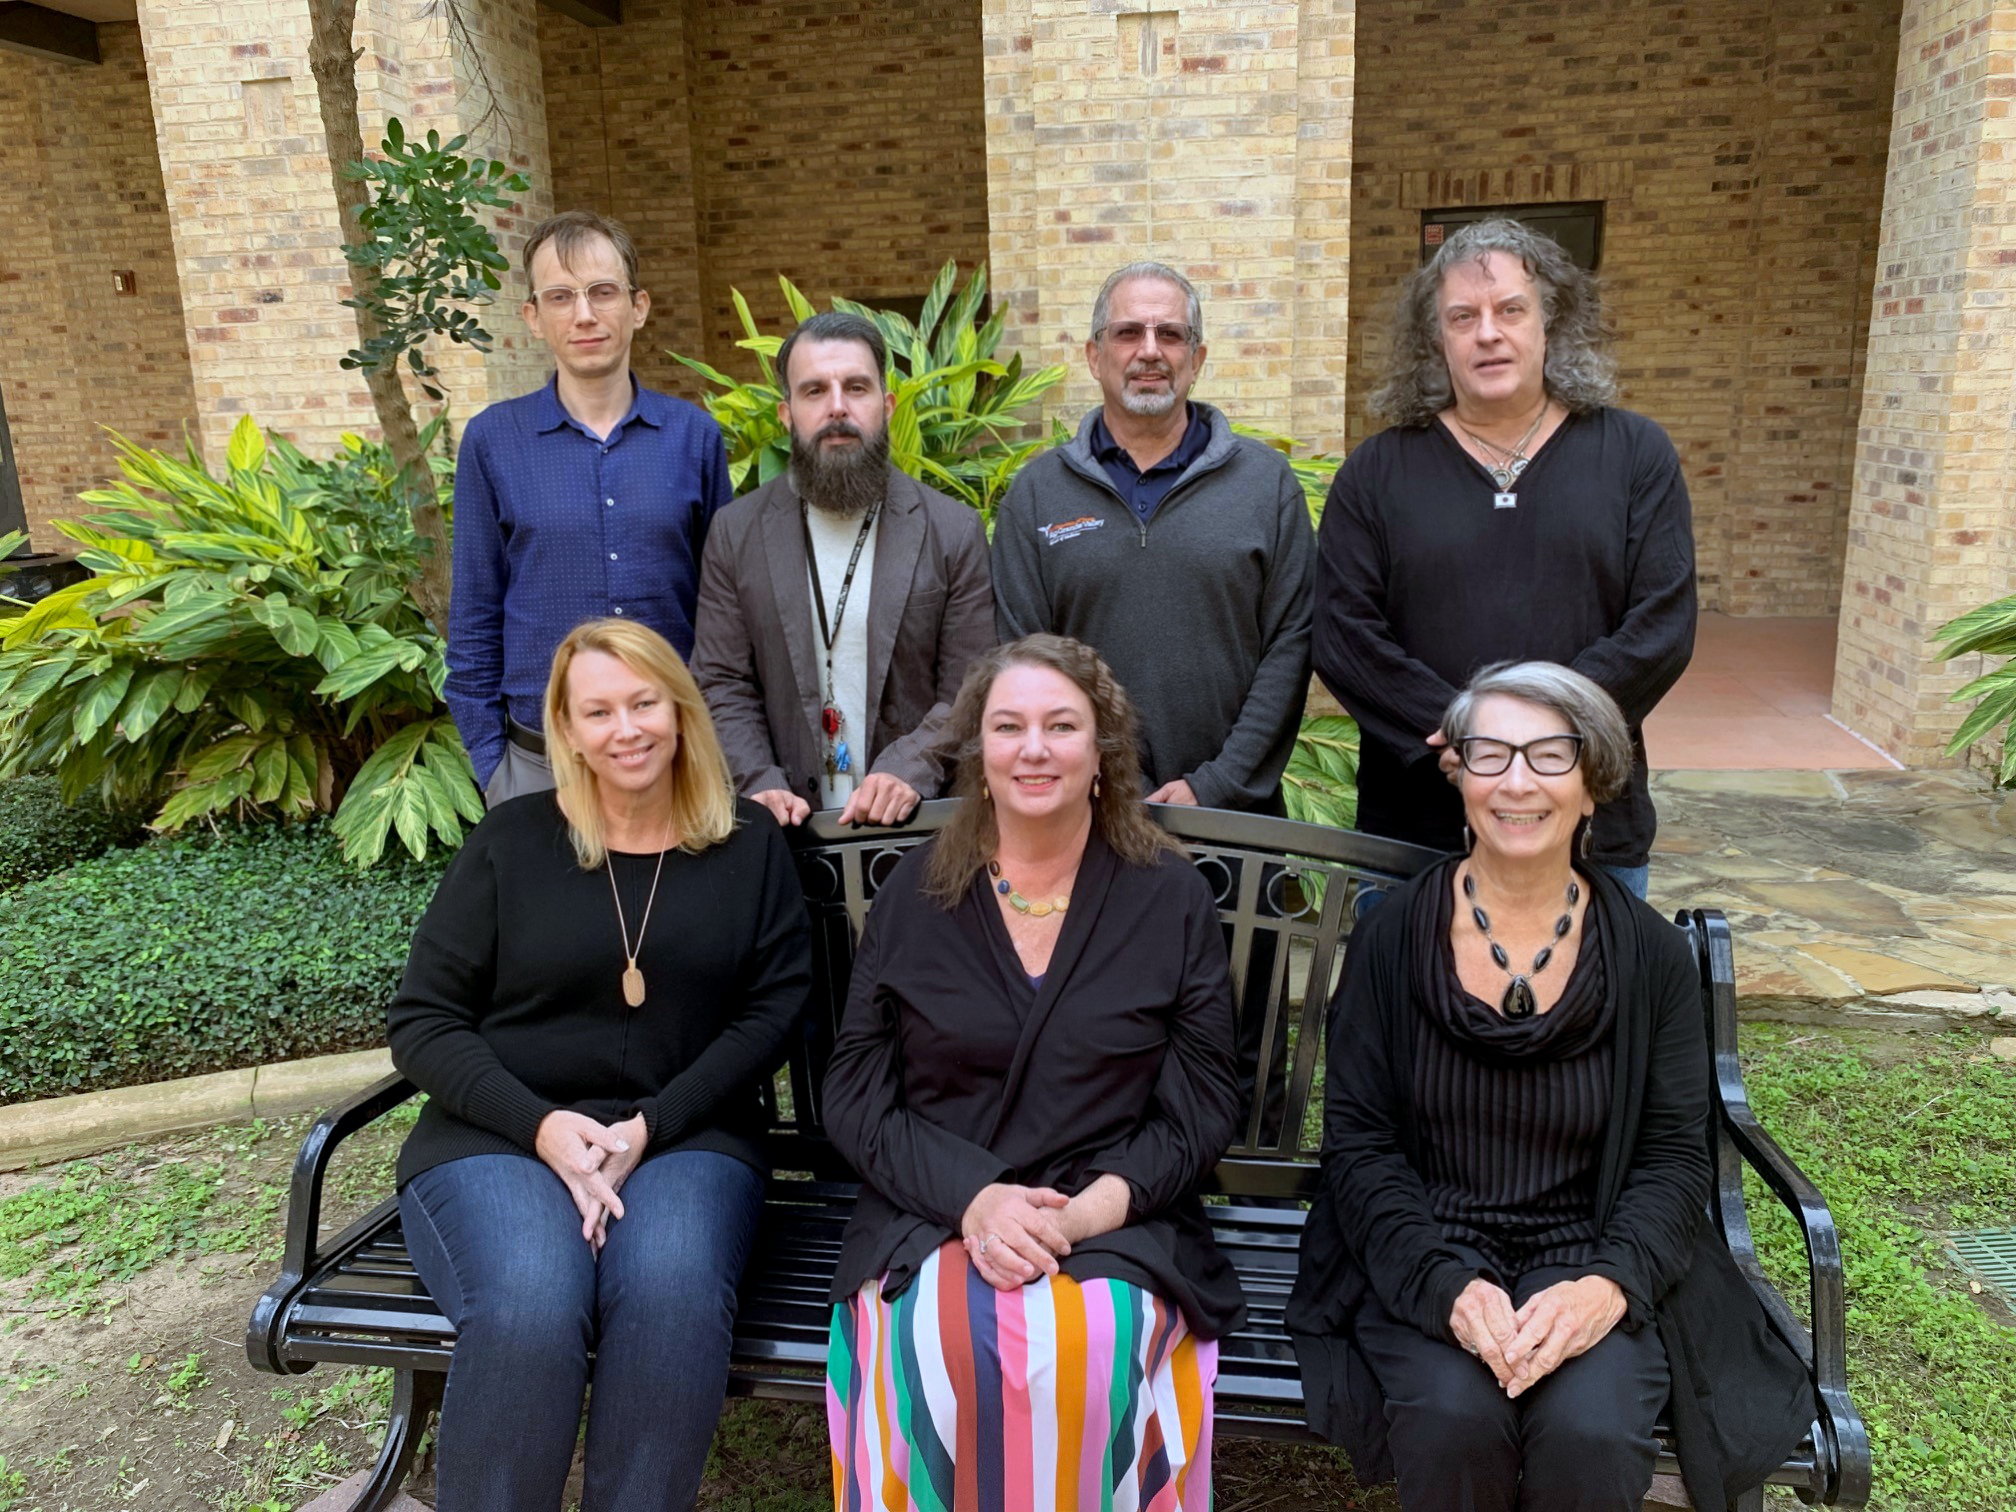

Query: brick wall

[1833,0,2016,765]
[981,1,1359,445]
[1347,0,1901,616]
[0,23,196,545]
[537,0,991,400]
[135,0,550,467]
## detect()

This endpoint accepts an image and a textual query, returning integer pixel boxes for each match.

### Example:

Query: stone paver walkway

[1646,768,2016,1030]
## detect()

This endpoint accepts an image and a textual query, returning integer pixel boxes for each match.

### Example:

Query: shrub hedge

[0,822,442,1104]
[0,776,146,892]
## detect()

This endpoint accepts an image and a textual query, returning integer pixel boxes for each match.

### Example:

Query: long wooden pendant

[622,963,646,1007]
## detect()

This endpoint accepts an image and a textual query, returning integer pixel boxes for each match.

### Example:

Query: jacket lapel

[864,469,924,751]
[760,485,823,738]
[984,831,1121,1146]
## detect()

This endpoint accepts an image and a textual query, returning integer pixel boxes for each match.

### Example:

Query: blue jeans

[1601,863,1650,899]
[400,1149,765,1512]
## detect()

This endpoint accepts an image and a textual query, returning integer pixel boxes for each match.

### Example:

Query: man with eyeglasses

[992,260,1315,813]
[446,209,731,805]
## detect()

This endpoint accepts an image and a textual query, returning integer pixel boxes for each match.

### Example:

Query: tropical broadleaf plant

[0,416,479,864]
[670,260,1069,524]
[1934,592,2016,784]
[1283,714,1360,830]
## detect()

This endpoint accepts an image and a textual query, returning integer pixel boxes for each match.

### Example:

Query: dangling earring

[981,780,991,802]
[1092,773,1102,800]
[1579,822,1593,860]
[1462,823,1474,854]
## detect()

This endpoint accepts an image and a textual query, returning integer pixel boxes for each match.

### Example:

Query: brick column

[981,0,1358,451]
[135,0,552,465]
[1833,0,2016,766]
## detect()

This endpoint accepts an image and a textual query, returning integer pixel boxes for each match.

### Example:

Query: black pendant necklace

[1463,868,1578,1020]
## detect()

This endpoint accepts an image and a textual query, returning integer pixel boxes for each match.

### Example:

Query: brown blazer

[690,467,995,806]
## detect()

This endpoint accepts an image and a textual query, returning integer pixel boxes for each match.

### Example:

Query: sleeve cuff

[638,1075,716,1153]
[462,1068,557,1154]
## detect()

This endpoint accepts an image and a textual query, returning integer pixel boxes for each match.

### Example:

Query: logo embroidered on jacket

[1041,516,1106,546]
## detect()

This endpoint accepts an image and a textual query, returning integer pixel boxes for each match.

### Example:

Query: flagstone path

[1646,768,2016,1030]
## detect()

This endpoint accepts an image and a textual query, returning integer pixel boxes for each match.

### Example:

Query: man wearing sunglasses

[991,261,1315,813]
[446,210,732,805]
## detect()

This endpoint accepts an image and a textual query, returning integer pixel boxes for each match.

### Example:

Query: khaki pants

[483,735,555,808]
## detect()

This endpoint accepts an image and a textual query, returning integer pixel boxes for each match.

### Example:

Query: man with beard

[691,312,994,827]
[992,261,1315,812]
[447,210,731,805]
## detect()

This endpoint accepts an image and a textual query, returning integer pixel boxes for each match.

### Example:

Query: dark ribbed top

[1409,860,1615,1281]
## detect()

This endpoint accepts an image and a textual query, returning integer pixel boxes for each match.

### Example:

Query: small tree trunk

[306,0,453,635]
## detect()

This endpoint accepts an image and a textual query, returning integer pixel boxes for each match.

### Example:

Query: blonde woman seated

[822,634,1244,1511]
[387,619,812,1512]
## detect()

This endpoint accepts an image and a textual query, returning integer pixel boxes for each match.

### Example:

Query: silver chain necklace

[1461,400,1550,491]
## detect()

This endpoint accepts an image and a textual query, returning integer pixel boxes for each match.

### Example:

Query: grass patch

[1741,1025,2016,1511]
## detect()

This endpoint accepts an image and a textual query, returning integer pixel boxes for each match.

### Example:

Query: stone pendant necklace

[988,858,1070,919]
[1463,868,1578,1020]
[606,826,673,1007]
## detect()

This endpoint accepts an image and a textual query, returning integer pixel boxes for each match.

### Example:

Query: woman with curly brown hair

[821,633,1244,1511]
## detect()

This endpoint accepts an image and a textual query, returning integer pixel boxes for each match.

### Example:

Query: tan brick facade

[1833,0,2016,766]
[536,0,990,398]
[980,0,1358,445]
[1346,0,1901,617]
[133,0,551,468]
[0,22,196,545]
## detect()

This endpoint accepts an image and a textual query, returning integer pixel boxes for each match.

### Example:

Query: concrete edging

[0,1047,394,1173]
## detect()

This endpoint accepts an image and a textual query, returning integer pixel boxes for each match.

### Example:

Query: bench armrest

[246,1072,418,1375]
[1679,909,1872,1509]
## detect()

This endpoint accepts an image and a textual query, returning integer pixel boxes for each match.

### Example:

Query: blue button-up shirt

[1088,406,1211,524]
[445,376,731,785]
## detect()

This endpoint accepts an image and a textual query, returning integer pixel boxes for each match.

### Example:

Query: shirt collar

[533,372,660,435]
[1089,404,1203,473]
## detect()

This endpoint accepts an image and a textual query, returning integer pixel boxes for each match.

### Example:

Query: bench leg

[343,1368,444,1512]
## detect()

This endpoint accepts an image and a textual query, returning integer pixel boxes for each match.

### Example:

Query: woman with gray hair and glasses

[1312,217,1696,897]
[1287,663,1812,1512]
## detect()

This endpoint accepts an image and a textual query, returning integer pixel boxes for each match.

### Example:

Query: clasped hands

[1447,1274,1627,1397]
[959,1175,1131,1292]
[535,1108,648,1254]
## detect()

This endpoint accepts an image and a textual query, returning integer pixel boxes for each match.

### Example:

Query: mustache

[1125,360,1173,382]
[813,418,867,444]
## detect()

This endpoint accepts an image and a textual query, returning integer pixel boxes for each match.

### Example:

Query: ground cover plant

[1741,1025,2016,1508]
[0,776,143,892]
[0,820,440,1102]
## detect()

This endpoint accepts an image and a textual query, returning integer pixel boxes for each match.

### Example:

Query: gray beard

[1119,385,1179,418]
[791,423,891,518]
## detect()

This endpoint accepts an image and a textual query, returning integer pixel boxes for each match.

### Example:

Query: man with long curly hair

[1314,219,1696,895]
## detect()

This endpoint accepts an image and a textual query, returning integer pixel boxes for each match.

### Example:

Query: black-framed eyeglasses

[1094,320,1197,350]
[1456,734,1584,778]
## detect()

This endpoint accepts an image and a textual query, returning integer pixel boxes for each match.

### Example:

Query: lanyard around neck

[802,500,881,657]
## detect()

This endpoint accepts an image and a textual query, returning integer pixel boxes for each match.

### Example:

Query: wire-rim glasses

[533,281,634,312]
[1093,320,1198,350]
[1456,734,1584,778]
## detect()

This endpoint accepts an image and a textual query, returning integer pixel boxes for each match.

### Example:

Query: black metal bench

[245,803,1870,1510]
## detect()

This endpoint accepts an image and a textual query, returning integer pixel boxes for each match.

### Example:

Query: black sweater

[1286,864,1813,1507]
[386,794,812,1189]
[1312,409,1696,867]
[821,830,1247,1339]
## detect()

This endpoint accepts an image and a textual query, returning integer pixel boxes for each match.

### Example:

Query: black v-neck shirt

[1313,408,1696,867]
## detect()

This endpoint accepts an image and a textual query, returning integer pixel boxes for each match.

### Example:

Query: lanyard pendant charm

[821,704,842,737]
[835,740,852,775]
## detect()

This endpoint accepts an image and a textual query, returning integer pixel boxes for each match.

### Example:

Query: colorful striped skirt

[827,1239,1217,1512]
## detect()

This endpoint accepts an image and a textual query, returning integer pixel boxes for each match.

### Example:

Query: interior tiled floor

[1643,612,1900,771]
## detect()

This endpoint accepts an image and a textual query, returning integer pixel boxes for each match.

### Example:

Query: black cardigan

[1286,864,1812,1509]
[821,830,1248,1339]
[386,794,812,1189]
